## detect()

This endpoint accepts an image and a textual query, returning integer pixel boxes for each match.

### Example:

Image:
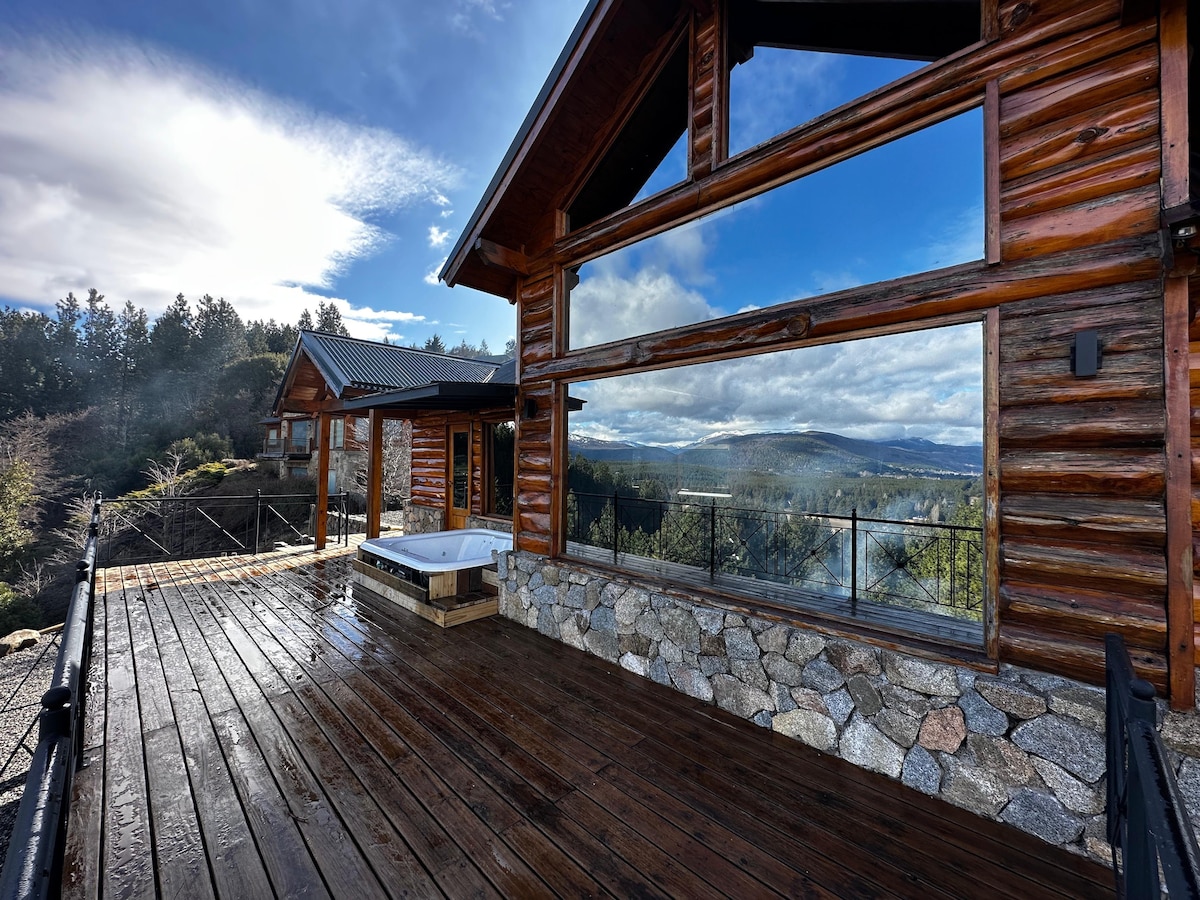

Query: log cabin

[268,329,519,541]
[436,0,1200,859]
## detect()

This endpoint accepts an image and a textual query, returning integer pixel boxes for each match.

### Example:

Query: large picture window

[565,321,987,647]
[567,108,983,350]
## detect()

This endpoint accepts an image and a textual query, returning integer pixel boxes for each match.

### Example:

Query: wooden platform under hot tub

[351,557,500,627]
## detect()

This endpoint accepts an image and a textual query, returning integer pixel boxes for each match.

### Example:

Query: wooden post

[1164,276,1194,709]
[366,409,383,539]
[1161,0,1194,709]
[315,412,331,551]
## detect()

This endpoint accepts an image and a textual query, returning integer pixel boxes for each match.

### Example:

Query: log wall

[505,0,1183,692]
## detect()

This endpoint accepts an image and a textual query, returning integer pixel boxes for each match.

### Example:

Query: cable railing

[0,502,100,900]
[97,491,354,565]
[1105,633,1200,899]
[567,490,983,623]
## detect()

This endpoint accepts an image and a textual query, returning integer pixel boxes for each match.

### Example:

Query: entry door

[448,426,471,530]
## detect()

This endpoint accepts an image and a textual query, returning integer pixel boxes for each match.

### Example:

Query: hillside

[569,430,982,478]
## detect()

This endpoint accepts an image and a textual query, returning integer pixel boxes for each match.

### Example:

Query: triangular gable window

[567,36,689,232]
[727,0,981,158]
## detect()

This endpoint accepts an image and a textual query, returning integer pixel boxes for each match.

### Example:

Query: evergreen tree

[193,295,246,369]
[297,309,314,331]
[315,301,350,336]
[150,294,193,371]
[423,334,446,354]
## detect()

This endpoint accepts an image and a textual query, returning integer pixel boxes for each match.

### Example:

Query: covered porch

[63,541,1112,898]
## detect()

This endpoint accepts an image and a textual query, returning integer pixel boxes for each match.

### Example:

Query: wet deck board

[63,542,1114,899]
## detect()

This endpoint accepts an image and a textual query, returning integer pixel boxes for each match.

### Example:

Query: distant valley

[568,431,983,479]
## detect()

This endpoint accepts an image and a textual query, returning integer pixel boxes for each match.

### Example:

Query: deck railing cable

[567,489,983,621]
[1105,632,1200,899]
[0,501,101,900]
[97,491,353,564]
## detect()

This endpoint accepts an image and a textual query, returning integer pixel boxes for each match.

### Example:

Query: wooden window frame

[557,311,998,660]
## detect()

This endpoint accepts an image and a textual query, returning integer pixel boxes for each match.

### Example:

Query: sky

[0,3,984,445]
[0,0,588,346]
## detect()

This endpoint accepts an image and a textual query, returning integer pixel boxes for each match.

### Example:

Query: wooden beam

[532,306,811,382]
[366,409,383,540]
[984,307,1000,662]
[314,412,331,551]
[1164,274,1195,708]
[1159,0,1190,210]
[984,80,1001,265]
[474,238,530,276]
[534,235,1162,383]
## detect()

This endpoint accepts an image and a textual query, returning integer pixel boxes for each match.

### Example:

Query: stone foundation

[496,550,1200,861]
[402,502,444,535]
[465,515,514,534]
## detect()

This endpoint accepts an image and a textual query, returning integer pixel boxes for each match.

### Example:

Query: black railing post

[254,489,262,555]
[709,500,717,581]
[850,508,858,616]
[612,491,619,564]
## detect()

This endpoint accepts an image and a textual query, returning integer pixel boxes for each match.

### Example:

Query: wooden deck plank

[174,560,392,900]
[207,553,563,898]
[65,545,1114,899]
[100,580,156,900]
[140,566,277,900]
[160,563,333,899]
[343,585,931,900]
[340,587,793,899]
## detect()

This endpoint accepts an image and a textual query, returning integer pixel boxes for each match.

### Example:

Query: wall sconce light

[523,397,538,420]
[1071,330,1101,377]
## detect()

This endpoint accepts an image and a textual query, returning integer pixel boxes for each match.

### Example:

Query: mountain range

[568,431,983,477]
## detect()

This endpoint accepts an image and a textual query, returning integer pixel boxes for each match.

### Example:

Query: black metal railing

[567,490,983,621]
[0,503,101,900]
[97,491,354,565]
[1105,633,1200,899]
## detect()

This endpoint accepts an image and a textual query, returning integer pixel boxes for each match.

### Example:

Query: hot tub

[361,529,512,572]
[352,529,512,626]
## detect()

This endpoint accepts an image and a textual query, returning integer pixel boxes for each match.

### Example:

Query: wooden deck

[62,542,1114,899]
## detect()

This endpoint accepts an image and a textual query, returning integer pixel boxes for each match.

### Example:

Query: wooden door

[447,426,471,529]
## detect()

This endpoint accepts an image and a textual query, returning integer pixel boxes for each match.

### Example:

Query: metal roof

[297,331,502,396]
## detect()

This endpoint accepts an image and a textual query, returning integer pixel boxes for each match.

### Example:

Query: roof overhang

[441,0,982,300]
[341,382,519,413]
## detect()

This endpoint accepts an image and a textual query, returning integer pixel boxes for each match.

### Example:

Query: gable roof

[440,0,981,300]
[273,331,504,414]
[440,0,682,298]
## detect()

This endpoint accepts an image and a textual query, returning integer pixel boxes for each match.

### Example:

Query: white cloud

[571,323,984,446]
[0,34,458,326]
[424,257,447,285]
[451,0,509,33]
[568,267,719,348]
[428,225,452,247]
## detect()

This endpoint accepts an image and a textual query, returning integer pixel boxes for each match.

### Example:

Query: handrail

[567,489,983,619]
[0,501,101,900]
[1105,633,1200,899]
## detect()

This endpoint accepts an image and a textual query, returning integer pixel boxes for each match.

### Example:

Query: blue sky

[0,0,588,346]
[0,2,985,444]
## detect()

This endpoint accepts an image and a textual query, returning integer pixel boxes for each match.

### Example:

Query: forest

[566,454,985,623]
[0,288,505,634]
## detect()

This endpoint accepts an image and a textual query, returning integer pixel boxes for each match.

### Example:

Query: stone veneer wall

[465,515,514,534]
[496,550,1200,861]
[402,502,444,535]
